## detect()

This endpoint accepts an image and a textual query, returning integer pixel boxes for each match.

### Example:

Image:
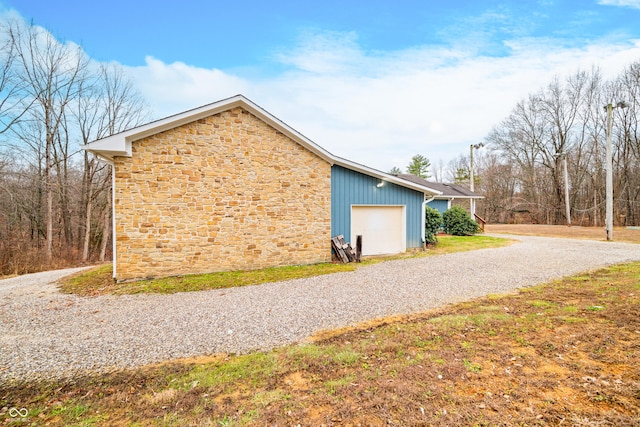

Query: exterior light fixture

[376,180,384,188]
[604,100,628,241]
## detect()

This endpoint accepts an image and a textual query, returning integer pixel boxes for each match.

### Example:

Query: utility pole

[470,143,483,218]
[555,152,571,226]
[563,154,571,226]
[605,101,628,241]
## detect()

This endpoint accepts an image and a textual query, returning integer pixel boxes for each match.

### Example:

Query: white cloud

[6,0,637,174]
[598,0,640,9]
[124,56,250,115]
[274,31,365,75]
[124,34,640,172]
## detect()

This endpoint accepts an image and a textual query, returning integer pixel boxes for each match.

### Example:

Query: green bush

[425,206,442,244]
[442,206,480,236]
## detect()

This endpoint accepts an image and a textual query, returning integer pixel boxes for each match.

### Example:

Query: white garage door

[351,205,405,256]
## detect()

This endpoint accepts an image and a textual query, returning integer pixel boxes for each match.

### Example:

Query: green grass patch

[324,374,357,394]
[414,335,443,349]
[120,262,358,295]
[285,344,362,371]
[286,343,327,363]
[332,348,361,367]
[59,264,116,296]
[59,262,358,296]
[59,236,512,296]
[428,235,514,255]
[478,305,503,311]
[175,352,280,390]
[6,261,640,426]
[529,300,556,308]
[463,359,482,373]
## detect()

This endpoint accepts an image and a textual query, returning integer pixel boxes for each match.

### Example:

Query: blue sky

[3,0,640,175]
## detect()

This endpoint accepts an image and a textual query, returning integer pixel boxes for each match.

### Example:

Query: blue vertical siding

[427,199,450,215]
[331,165,426,249]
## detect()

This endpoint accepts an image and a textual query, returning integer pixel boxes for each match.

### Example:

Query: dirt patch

[486,223,640,243]
[2,263,640,426]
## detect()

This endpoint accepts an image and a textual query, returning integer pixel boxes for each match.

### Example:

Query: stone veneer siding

[113,107,332,281]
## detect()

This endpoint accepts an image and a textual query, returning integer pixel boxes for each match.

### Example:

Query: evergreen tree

[406,154,431,179]
[454,168,470,185]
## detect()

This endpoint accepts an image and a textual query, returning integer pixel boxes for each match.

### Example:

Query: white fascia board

[333,157,443,196]
[434,194,484,200]
[81,95,336,165]
[83,96,249,159]
[81,93,441,197]
[82,136,130,161]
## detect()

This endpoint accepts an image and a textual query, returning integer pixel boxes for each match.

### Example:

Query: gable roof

[83,94,442,196]
[396,174,483,199]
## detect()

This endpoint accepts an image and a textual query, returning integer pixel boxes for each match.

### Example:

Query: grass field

[2,231,639,426]
[2,261,639,426]
[486,223,640,243]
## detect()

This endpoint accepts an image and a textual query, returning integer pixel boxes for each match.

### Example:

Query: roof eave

[435,195,485,199]
[81,95,336,165]
[333,157,442,196]
[82,134,130,158]
[81,94,441,196]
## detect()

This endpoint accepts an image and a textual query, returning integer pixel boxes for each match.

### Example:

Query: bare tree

[0,20,151,275]
[431,159,445,182]
[445,154,469,184]
[74,63,149,261]
[612,62,640,225]
[485,69,610,225]
[0,22,30,135]
[8,20,89,260]
[486,93,546,221]
[474,152,517,223]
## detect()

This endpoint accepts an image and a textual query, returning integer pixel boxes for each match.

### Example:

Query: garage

[351,205,406,256]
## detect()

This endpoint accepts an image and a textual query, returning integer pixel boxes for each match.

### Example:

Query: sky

[2,0,640,175]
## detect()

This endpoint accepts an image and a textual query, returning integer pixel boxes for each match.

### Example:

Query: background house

[396,173,484,215]
[84,95,441,281]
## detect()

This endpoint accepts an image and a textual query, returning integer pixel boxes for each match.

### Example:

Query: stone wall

[112,107,332,281]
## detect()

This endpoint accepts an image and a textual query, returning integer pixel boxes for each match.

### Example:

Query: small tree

[453,167,470,185]
[442,206,480,236]
[406,154,431,178]
[388,166,401,175]
[425,206,442,244]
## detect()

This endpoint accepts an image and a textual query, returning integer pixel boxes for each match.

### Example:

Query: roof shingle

[396,174,483,199]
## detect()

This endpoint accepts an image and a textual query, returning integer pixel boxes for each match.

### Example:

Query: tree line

[467,61,640,226]
[1,19,638,275]
[0,20,149,275]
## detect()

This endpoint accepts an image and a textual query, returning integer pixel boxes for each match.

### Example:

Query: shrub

[442,206,480,236]
[425,206,442,244]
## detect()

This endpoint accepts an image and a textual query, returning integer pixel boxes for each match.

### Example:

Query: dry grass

[486,223,640,243]
[3,262,640,426]
[0,246,90,279]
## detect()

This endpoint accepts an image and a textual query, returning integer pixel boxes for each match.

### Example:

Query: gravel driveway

[2,234,640,382]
